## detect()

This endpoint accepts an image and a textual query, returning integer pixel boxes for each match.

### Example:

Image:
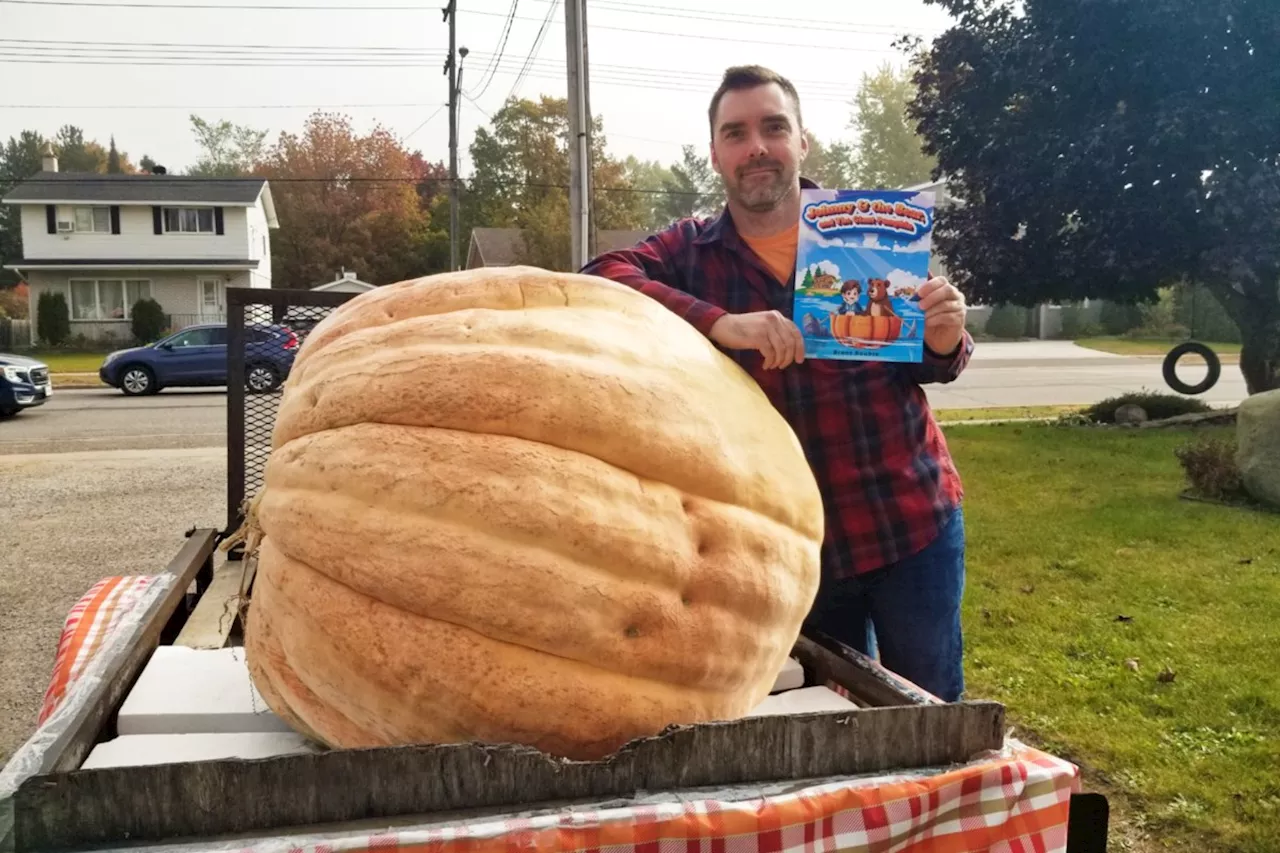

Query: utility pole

[581,0,596,259]
[564,0,591,270]
[443,1,466,271]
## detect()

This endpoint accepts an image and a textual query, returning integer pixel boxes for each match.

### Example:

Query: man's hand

[917,275,967,356]
[709,311,806,369]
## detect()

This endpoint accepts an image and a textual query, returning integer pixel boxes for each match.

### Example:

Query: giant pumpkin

[238,266,825,761]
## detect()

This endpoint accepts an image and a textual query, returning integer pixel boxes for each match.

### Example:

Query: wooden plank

[14,701,1004,852]
[33,529,218,776]
[173,558,256,650]
[792,633,941,708]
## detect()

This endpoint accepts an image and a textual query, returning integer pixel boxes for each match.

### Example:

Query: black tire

[1163,341,1221,395]
[245,363,281,394]
[0,407,19,418]
[118,364,158,396]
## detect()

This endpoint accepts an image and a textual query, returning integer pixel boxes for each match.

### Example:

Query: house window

[61,206,111,233]
[163,207,215,233]
[68,279,152,321]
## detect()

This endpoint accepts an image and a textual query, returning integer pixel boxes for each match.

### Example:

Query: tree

[909,0,1280,393]
[849,62,936,189]
[256,111,433,288]
[622,156,676,230]
[466,95,649,270]
[0,131,47,286]
[655,144,723,225]
[187,115,268,177]
[803,131,856,189]
[0,282,28,319]
[107,136,122,174]
[37,291,70,346]
[54,125,109,173]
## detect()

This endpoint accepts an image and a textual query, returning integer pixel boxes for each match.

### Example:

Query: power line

[0,0,429,9]
[0,102,445,109]
[0,44,858,98]
[0,37,439,52]
[11,175,712,198]
[526,0,942,37]
[465,0,519,101]
[402,104,447,142]
[460,8,906,54]
[506,0,559,101]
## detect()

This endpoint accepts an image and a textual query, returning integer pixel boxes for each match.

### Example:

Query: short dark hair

[708,65,804,138]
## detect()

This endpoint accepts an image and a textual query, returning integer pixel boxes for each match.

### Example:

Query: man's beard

[727,159,795,213]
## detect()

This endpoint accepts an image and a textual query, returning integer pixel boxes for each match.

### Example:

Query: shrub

[985,304,1029,339]
[1100,300,1144,336]
[1083,391,1214,424]
[130,298,168,343]
[1172,282,1242,343]
[36,291,70,346]
[1175,436,1245,501]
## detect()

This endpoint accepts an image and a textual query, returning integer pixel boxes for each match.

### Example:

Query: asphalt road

[0,446,224,763]
[0,343,1248,455]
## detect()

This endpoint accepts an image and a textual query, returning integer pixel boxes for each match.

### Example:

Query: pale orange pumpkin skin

[242,266,825,760]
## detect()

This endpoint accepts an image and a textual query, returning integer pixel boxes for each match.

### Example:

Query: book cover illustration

[793,188,935,363]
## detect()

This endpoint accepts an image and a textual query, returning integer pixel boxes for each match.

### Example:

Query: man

[580,65,973,702]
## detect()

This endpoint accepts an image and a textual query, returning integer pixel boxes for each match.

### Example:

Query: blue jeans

[805,508,966,702]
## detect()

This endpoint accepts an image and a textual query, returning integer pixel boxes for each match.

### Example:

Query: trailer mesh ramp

[226,287,357,536]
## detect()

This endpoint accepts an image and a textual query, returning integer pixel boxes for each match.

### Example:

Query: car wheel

[0,407,18,418]
[245,364,281,394]
[120,365,158,396]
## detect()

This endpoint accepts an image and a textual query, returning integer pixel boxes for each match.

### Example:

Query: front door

[197,278,225,323]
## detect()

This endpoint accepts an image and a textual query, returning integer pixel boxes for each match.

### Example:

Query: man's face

[710,82,808,213]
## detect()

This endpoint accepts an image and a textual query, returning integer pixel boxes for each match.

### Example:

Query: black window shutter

[110,205,121,234]
[214,207,224,235]
[153,206,163,235]
[46,204,56,234]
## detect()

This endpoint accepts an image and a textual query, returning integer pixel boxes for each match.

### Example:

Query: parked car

[98,323,299,396]
[0,353,52,417]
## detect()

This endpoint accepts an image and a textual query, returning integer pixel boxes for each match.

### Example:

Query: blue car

[98,323,299,396]
[0,352,52,417]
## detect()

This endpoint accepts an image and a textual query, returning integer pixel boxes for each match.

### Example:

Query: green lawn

[1076,337,1243,361]
[935,404,1084,423]
[25,351,109,373]
[948,424,1279,852]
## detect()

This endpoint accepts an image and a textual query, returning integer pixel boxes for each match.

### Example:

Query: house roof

[466,227,653,268]
[1,171,270,206]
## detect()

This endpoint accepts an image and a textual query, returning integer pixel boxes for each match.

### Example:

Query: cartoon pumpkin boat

[828,278,916,348]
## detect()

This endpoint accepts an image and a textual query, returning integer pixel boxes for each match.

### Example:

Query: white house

[1,146,278,344]
[311,270,376,293]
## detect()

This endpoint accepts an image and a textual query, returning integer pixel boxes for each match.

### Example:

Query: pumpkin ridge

[257,490,810,691]
[273,367,820,540]
[273,420,817,542]
[255,539,777,757]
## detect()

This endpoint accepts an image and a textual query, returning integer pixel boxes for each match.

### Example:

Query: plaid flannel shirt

[581,181,973,578]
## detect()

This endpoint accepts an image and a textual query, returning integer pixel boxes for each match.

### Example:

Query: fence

[0,317,32,349]
[225,286,357,537]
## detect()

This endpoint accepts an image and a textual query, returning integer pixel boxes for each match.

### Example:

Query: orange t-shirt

[740,224,798,286]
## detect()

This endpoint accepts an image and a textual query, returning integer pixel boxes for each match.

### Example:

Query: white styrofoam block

[116,645,292,735]
[771,657,804,693]
[81,732,318,769]
[748,686,858,717]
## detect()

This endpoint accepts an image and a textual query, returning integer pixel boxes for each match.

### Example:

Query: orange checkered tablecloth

[3,576,1082,853]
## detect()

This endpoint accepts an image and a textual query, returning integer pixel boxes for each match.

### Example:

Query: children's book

[792,188,935,363]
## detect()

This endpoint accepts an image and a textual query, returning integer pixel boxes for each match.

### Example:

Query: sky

[0,0,956,176]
